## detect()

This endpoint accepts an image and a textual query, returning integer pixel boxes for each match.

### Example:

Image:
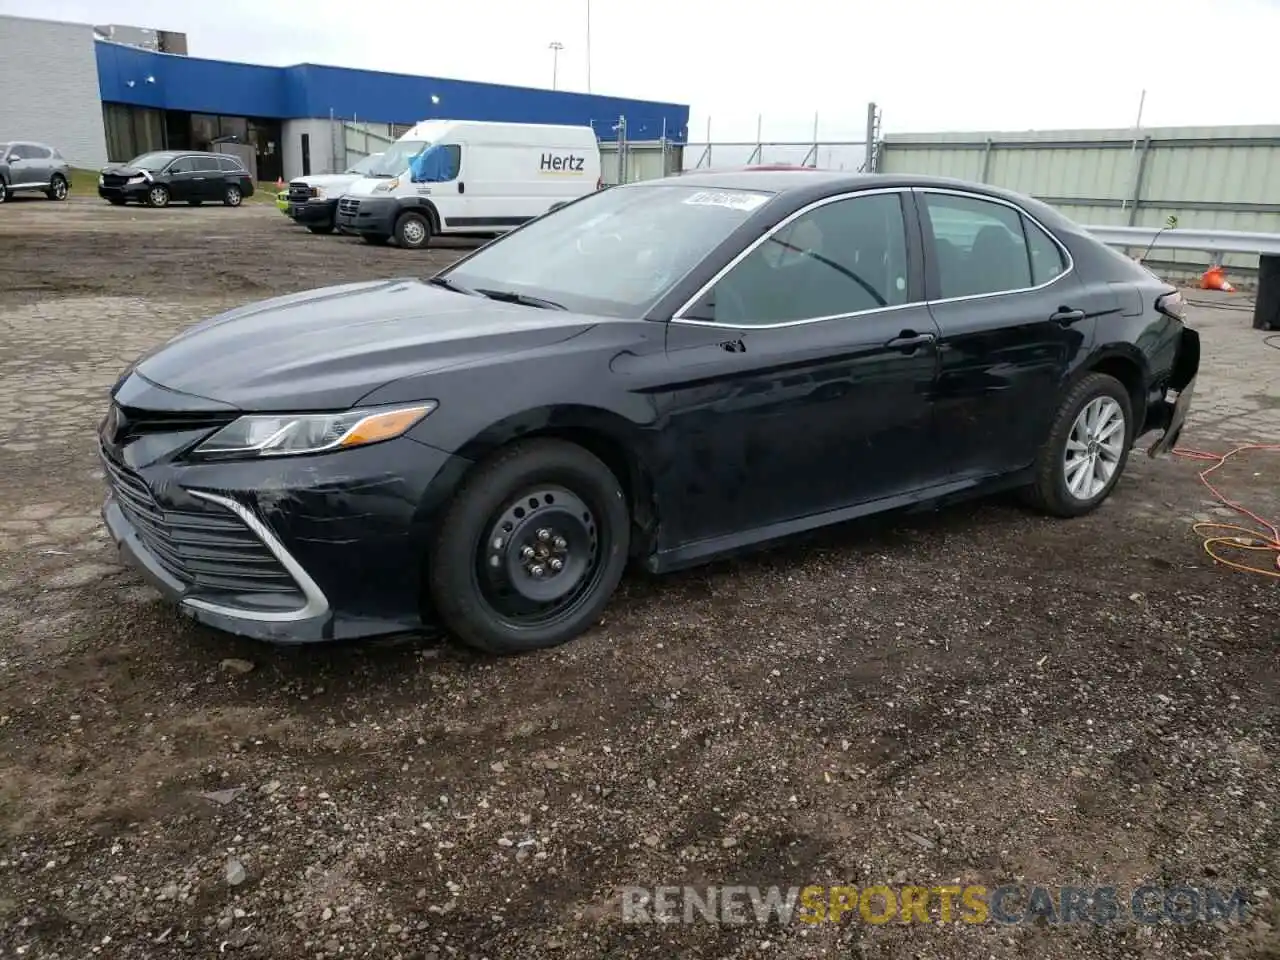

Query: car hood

[102,165,150,177]
[294,172,363,191]
[129,279,598,411]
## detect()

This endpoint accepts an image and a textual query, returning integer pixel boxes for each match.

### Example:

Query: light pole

[548,41,564,90]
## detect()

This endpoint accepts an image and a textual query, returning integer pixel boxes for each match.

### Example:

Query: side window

[439,144,461,180]
[167,157,194,174]
[193,156,221,172]
[10,144,32,160]
[1024,215,1067,286]
[922,193,1031,299]
[706,192,912,326]
[217,156,244,173]
[32,145,52,159]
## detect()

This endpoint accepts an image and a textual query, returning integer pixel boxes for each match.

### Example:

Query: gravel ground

[0,199,1277,960]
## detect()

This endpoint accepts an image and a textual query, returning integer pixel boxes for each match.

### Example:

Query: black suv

[98,151,256,207]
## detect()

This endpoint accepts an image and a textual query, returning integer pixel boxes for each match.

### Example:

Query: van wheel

[428,438,630,654]
[395,211,431,249]
[223,185,242,206]
[147,184,170,208]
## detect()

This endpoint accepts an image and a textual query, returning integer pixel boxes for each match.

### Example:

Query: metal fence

[878,125,1280,282]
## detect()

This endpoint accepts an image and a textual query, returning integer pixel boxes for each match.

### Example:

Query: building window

[103,103,165,162]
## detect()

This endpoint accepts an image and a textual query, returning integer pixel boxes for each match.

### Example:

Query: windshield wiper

[427,276,481,296]
[474,288,567,311]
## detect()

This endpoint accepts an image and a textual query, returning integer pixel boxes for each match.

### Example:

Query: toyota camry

[98,170,1200,653]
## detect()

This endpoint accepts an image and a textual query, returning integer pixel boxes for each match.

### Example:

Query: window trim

[670,187,923,329]
[914,187,1075,304]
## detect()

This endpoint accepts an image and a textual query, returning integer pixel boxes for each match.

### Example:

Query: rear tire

[428,439,631,655]
[394,211,431,249]
[1021,372,1134,518]
[0,181,9,204]
[47,175,68,201]
[223,185,242,206]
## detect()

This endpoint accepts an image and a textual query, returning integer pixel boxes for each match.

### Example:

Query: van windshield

[439,183,775,319]
[365,141,428,177]
[128,153,174,171]
[345,153,383,176]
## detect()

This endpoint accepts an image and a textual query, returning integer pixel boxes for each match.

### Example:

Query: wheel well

[400,202,440,233]
[1087,355,1145,424]
[493,427,657,557]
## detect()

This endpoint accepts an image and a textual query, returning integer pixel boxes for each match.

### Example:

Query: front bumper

[99,182,150,202]
[100,437,473,643]
[287,199,338,226]
[335,196,398,236]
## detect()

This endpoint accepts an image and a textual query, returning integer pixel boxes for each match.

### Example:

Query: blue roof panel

[95,42,688,142]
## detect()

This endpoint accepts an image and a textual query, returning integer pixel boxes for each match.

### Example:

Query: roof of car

[624,169,1075,231]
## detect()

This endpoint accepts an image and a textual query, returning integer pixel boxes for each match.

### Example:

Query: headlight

[372,177,400,194]
[98,174,105,186]
[192,403,436,459]
[312,186,326,200]
[127,175,146,185]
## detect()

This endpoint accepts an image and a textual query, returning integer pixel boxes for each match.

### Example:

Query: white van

[334,119,602,250]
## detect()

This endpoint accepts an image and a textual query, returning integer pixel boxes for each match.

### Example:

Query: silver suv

[0,141,72,203]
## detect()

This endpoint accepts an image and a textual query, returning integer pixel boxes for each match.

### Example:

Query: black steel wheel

[428,439,630,654]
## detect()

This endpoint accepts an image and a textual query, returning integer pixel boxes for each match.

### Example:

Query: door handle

[458,182,465,194]
[886,331,936,352]
[1051,307,1086,324]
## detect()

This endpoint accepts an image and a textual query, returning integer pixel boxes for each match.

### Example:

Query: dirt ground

[0,198,1277,960]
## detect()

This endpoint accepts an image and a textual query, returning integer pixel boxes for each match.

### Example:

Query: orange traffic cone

[275,177,285,190]
[1200,264,1234,292]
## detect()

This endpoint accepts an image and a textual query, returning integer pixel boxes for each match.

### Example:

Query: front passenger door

[164,156,197,200]
[658,189,942,546]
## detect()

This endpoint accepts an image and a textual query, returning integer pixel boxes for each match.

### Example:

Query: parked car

[0,141,71,202]
[97,171,1199,654]
[98,151,255,207]
[286,152,383,234]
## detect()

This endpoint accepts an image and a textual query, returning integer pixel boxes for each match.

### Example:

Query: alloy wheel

[1063,396,1125,500]
[52,179,67,200]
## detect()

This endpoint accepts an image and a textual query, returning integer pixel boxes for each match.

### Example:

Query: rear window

[217,155,245,172]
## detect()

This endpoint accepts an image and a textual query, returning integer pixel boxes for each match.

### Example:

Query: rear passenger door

[917,188,1099,479]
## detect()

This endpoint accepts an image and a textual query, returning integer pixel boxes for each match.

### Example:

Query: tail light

[1156,290,1187,321]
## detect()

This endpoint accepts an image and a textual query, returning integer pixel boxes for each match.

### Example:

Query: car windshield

[365,142,428,177]
[440,183,776,318]
[0,143,8,156]
[128,153,174,171]
[346,153,383,175]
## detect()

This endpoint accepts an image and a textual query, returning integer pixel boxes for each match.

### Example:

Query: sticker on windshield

[682,190,769,212]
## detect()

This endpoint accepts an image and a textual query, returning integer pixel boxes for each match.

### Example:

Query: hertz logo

[539,153,585,173]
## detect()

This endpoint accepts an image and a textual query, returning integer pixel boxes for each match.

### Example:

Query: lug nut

[549,558,563,572]
[552,536,567,551]
[537,528,551,541]
[530,564,545,578]
[521,546,535,560]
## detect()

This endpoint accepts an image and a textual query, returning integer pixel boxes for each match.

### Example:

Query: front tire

[428,439,631,654]
[223,185,242,206]
[47,175,68,201]
[1023,372,1134,517]
[147,184,170,208]
[394,211,431,249]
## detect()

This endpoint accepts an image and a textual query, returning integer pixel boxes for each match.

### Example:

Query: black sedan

[97,171,1199,653]
[98,150,255,207]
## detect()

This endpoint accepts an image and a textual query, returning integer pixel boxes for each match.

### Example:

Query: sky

[4,0,1280,147]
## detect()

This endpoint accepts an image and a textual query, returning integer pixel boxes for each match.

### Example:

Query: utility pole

[549,41,563,90]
